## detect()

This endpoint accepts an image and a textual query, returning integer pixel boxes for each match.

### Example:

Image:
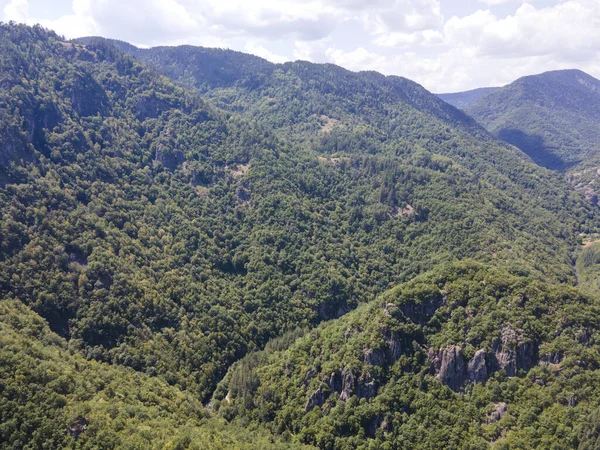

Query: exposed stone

[437,345,467,392]
[357,376,377,400]
[516,340,538,372]
[305,388,326,412]
[380,418,392,433]
[485,402,507,424]
[328,371,342,393]
[428,347,440,370]
[135,93,177,120]
[363,347,386,367]
[576,327,592,345]
[400,293,444,325]
[68,417,89,440]
[383,303,398,317]
[467,349,488,385]
[304,367,317,385]
[383,330,402,362]
[342,327,361,341]
[491,327,538,376]
[540,352,564,365]
[340,368,355,401]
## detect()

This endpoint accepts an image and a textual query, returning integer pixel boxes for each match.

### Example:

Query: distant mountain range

[437,87,500,109]
[466,69,600,171]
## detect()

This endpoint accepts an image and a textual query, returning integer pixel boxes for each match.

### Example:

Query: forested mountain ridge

[85,37,594,211]
[467,69,600,178]
[79,37,490,140]
[79,37,600,301]
[2,23,600,449]
[437,87,501,109]
[77,37,600,285]
[216,262,600,449]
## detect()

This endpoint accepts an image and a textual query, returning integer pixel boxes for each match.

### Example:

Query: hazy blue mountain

[437,87,500,109]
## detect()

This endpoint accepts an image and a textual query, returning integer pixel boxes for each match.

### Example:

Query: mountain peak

[467,67,600,176]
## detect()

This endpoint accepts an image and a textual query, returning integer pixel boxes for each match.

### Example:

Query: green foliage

[1,23,595,404]
[218,262,600,449]
[2,24,600,449]
[0,298,311,449]
[467,69,600,173]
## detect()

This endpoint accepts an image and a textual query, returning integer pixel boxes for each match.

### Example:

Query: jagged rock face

[307,366,377,410]
[399,292,445,325]
[467,349,488,385]
[485,402,508,424]
[383,330,403,362]
[68,71,109,117]
[329,371,342,393]
[340,367,355,401]
[135,93,177,120]
[363,347,387,367]
[430,327,540,391]
[305,388,326,412]
[491,327,538,376]
[436,346,467,392]
[357,376,377,400]
[304,367,317,385]
[540,352,564,365]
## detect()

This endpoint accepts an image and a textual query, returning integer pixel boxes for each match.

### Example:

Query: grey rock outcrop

[329,371,342,393]
[485,402,507,424]
[340,367,355,401]
[436,345,467,392]
[305,388,326,412]
[383,329,403,362]
[467,349,488,384]
[491,327,538,376]
[363,347,387,367]
[357,376,377,400]
[400,292,444,325]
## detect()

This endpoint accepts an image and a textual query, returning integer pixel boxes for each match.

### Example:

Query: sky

[1,0,599,93]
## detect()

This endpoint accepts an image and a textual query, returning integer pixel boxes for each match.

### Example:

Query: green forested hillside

[465,70,600,293]
[0,298,311,449]
[466,70,600,174]
[2,24,600,449]
[216,262,600,449]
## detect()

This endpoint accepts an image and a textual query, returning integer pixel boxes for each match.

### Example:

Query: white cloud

[445,1,600,59]
[15,0,600,92]
[3,0,29,22]
[325,46,388,71]
[245,41,288,63]
[478,0,527,5]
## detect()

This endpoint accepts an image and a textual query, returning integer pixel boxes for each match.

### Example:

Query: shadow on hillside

[498,128,566,171]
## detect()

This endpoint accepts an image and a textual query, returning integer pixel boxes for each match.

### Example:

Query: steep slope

[80,39,600,275]
[92,39,597,215]
[0,297,311,449]
[215,262,600,449]
[467,70,600,174]
[2,24,600,448]
[437,87,500,109]
[0,24,597,405]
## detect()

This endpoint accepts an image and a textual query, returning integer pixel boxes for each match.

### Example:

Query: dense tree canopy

[1,24,600,449]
